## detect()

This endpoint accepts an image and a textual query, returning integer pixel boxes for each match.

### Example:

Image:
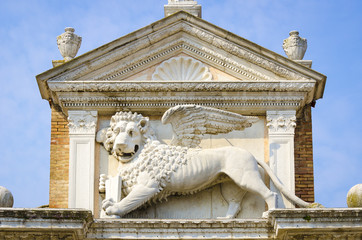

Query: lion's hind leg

[223,168,277,211]
[219,181,247,219]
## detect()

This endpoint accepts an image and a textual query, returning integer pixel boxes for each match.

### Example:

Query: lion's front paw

[102,198,118,216]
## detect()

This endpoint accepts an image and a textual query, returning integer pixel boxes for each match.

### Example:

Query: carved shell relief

[152,56,212,81]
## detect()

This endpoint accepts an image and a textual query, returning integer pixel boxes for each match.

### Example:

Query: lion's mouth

[118,145,139,162]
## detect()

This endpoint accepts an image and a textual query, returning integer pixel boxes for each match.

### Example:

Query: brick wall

[49,107,69,208]
[294,105,314,203]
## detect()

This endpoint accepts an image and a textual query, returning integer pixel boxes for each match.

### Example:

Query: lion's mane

[119,139,191,201]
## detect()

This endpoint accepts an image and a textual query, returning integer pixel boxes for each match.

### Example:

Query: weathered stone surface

[56,27,82,61]
[283,30,307,60]
[2,208,361,239]
[37,12,326,117]
[347,183,362,207]
[0,208,92,240]
[0,186,13,208]
[164,0,202,18]
[36,9,327,222]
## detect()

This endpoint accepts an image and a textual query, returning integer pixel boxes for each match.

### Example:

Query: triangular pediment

[36,11,326,115]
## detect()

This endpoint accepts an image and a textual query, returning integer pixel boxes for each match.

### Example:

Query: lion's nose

[115,143,127,149]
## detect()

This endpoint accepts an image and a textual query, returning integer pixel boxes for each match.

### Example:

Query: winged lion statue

[97,105,319,218]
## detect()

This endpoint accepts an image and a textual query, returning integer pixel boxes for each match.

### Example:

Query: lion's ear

[96,127,108,143]
[138,117,149,134]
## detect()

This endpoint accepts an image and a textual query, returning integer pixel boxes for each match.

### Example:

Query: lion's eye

[128,130,133,137]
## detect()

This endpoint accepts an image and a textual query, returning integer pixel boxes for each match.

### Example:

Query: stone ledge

[0,208,93,239]
[268,208,362,239]
[88,219,273,239]
[0,208,361,239]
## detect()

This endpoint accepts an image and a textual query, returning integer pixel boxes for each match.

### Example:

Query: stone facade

[36,10,329,218]
[4,1,358,239]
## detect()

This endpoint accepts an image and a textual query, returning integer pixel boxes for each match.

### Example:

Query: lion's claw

[102,198,115,211]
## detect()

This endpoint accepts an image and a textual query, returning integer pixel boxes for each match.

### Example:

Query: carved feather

[161,105,259,148]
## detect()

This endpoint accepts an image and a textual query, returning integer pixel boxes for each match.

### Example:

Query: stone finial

[57,27,82,62]
[0,186,14,208]
[347,184,362,208]
[164,0,201,18]
[283,30,307,60]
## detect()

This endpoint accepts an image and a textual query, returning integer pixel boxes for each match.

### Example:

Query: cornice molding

[48,81,315,92]
[46,22,313,84]
[59,95,304,113]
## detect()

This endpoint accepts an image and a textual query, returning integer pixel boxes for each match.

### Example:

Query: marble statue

[98,105,315,218]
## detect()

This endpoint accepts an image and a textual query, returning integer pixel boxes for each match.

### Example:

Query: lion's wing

[161,105,259,148]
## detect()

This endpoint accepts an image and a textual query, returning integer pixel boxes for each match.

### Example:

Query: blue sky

[0,0,361,208]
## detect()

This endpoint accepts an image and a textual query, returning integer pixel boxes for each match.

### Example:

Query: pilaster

[266,110,296,208]
[68,110,98,212]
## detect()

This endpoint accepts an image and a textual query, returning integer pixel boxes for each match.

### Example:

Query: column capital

[266,110,296,135]
[68,110,98,135]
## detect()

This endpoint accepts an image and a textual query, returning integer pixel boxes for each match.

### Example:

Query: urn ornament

[283,30,307,60]
[57,27,82,61]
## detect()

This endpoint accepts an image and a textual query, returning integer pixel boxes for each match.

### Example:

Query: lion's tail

[256,158,310,208]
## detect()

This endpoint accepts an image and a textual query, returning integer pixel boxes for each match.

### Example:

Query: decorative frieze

[49,81,315,92]
[266,111,297,135]
[58,95,303,114]
[68,111,97,135]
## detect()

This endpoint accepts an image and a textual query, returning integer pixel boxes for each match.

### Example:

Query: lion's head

[103,112,155,163]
